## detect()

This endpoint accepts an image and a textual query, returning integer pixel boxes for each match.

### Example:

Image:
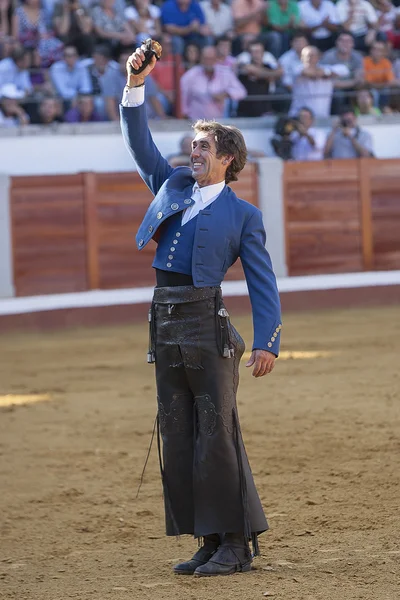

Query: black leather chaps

[149,285,268,554]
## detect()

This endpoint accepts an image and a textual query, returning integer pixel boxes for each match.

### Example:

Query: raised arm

[119,45,173,195]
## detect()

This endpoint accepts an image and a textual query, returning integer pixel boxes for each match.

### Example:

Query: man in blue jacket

[120,45,282,577]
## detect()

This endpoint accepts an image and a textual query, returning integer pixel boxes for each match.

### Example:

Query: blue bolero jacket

[120,103,282,354]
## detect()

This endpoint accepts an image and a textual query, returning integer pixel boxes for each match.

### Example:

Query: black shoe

[173,535,220,575]
[193,537,252,577]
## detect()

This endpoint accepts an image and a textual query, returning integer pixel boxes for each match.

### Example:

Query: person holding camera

[291,106,326,160]
[323,105,374,158]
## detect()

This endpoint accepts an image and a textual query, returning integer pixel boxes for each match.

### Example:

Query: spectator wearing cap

[298,0,340,52]
[0,47,32,96]
[320,32,365,113]
[200,0,234,38]
[64,93,103,122]
[364,40,398,107]
[280,33,308,90]
[236,40,283,115]
[31,95,63,124]
[264,0,302,58]
[161,0,210,55]
[52,0,94,57]
[336,0,379,52]
[0,82,29,126]
[103,49,169,120]
[180,44,246,119]
[92,0,135,57]
[290,106,326,160]
[50,44,92,102]
[323,105,374,157]
[124,0,161,45]
[289,45,350,117]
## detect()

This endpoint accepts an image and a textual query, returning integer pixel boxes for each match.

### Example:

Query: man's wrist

[126,76,145,88]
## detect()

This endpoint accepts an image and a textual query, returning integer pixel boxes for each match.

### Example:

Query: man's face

[190,132,229,187]
[301,46,319,67]
[16,53,30,71]
[371,42,385,61]
[216,40,231,59]
[93,52,109,71]
[249,43,264,66]
[292,36,308,55]
[201,47,217,72]
[64,47,78,68]
[299,109,313,129]
[341,111,356,128]
[78,96,94,118]
[40,98,58,121]
[177,0,191,11]
[336,34,354,55]
[357,89,372,107]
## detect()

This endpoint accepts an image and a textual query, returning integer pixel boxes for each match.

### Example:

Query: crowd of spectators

[1,0,400,158]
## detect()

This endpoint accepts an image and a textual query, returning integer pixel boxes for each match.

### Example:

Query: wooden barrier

[283,158,400,276]
[10,164,259,296]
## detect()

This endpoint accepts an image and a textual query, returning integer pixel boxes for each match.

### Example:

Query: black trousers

[150,285,268,552]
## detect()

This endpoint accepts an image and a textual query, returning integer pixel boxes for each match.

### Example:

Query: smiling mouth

[192,162,203,169]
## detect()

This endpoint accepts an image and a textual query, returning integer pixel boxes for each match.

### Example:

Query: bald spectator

[180,45,246,119]
[298,0,340,52]
[290,45,349,117]
[200,0,234,37]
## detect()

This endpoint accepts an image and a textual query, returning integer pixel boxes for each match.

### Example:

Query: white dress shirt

[121,86,226,224]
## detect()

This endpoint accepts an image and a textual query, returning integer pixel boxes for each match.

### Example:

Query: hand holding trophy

[126,39,163,88]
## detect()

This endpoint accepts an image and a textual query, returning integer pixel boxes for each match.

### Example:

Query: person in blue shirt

[120,45,282,577]
[161,0,211,54]
[50,44,92,102]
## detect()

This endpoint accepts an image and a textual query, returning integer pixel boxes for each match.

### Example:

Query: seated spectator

[167,132,193,166]
[92,0,135,58]
[64,93,102,121]
[50,44,92,101]
[29,47,55,94]
[231,0,265,55]
[324,105,374,157]
[0,0,18,38]
[279,32,308,90]
[151,33,184,107]
[0,47,32,95]
[215,35,237,68]
[161,0,210,55]
[183,41,200,69]
[0,35,19,60]
[0,82,29,126]
[264,0,301,58]
[290,45,349,117]
[180,44,246,119]
[375,0,400,46]
[15,0,64,67]
[103,50,168,120]
[298,0,340,52]
[200,0,234,38]
[31,94,63,123]
[321,32,364,113]
[353,87,382,114]
[236,39,282,115]
[364,40,398,107]
[52,0,93,57]
[291,107,326,160]
[124,0,161,45]
[336,0,379,52]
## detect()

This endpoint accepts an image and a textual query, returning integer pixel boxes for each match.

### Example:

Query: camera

[340,117,352,128]
[270,117,299,161]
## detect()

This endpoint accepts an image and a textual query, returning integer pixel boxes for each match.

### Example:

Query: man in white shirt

[200,0,234,37]
[280,33,309,90]
[299,0,340,52]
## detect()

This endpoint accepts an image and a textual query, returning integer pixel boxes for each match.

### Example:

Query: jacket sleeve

[239,209,282,355]
[119,102,173,195]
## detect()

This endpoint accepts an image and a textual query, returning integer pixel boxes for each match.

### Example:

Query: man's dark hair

[339,104,355,116]
[216,35,231,45]
[192,120,247,184]
[93,44,112,59]
[298,106,314,118]
[291,32,309,44]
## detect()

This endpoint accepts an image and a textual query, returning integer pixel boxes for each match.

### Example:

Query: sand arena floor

[0,305,399,600]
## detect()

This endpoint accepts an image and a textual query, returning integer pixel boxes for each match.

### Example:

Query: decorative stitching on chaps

[195,394,217,436]
[157,394,193,436]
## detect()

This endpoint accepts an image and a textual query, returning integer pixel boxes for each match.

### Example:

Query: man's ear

[222,156,234,166]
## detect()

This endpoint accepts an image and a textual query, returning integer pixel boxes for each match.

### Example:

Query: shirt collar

[193,180,226,204]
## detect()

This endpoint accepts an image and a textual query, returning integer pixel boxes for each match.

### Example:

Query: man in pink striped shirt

[180,45,247,119]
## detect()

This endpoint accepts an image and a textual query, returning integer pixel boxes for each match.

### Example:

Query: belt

[152,285,221,305]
